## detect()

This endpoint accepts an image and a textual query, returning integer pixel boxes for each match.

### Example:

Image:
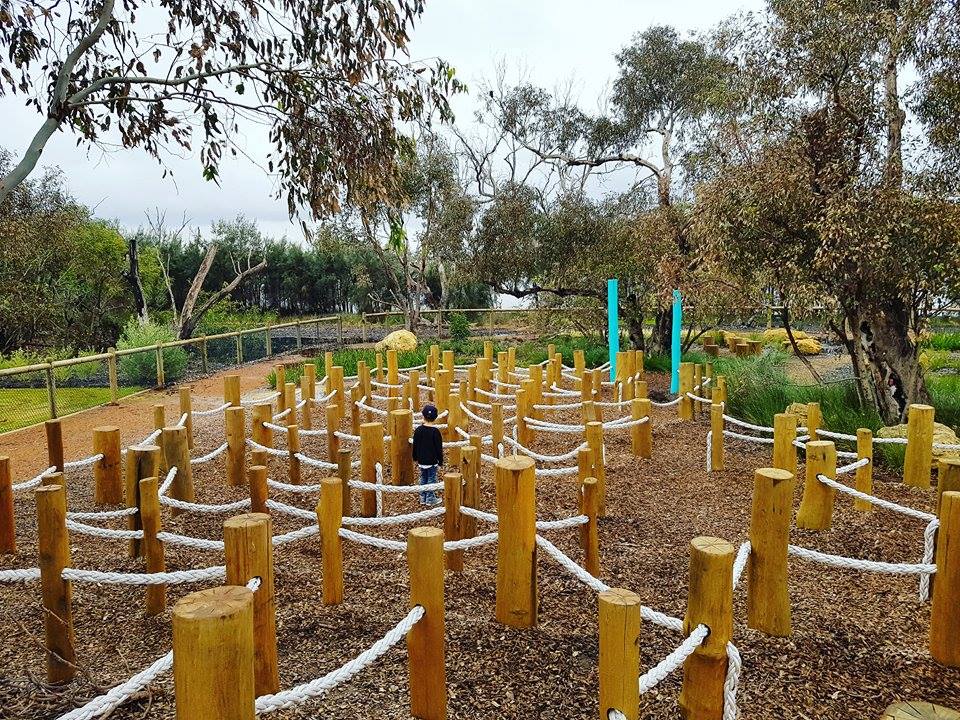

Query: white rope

[536,534,609,593]
[686,392,713,405]
[375,462,384,517]
[12,465,57,491]
[733,541,751,589]
[158,467,177,495]
[723,429,775,445]
[241,391,280,406]
[335,430,361,442]
[338,527,407,552]
[532,400,584,411]
[295,426,328,437]
[444,531,499,550]
[873,436,908,444]
[159,495,252,514]
[56,650,174,720]
[348,479,443,494]
[920,519,939,601]
[247,438,288,457]
[62,565,226,585]
[65,519,143,540]
[174,412,189,428]
[787,545,936,575]
[706,430,713,473]
[602,416,648,430]
[267,479,322,494]
[535,465,581,477]
[835,457,870,475]
[193,402,231,416]
[272,407,292,421]
[460,403,493,425]
[139,428,162,445]
[501,437,588,463]
[0,568,41,582]
[536,515,588,530]
[156,532,225,551]
[816,474,935,521]
[67,506,138,520]
[296,399,307,410]
[345,506,446,527]
[263,420,289,433]
[460,506,498,523]
[524,418,587,434]
[370,379,404,389]
[296,452,339,470]
[650,396,682,407]
[933,442,960,450]
[723,642,742,720]
[641,606,684,632]
[357,399,389,417]
[272,524,319,546]
[190,442,229,465]
[265,499,316,521]
[723,415,775,433]
[254,606,424,714]
[63,453,104,470]
[637,624,709,694]
[816,428,858,442]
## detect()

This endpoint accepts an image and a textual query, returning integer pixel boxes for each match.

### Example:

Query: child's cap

[422,404,438,421]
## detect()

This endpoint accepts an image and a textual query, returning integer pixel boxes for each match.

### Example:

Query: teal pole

[608,279,619,381]
[670,289,682,393]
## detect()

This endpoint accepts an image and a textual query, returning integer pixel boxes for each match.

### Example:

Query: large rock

[783,337,822,355]
[877,422,960,466]
[785,402,809,425]
[762,327,809,343]
[376,329,418,352]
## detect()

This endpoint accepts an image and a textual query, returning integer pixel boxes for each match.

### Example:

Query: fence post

[235,331,243,365]
[154,404,168,475]
[577,447,594,522]
[772,412,797,476]
[45,363,58,419]
[515,387,530,447]
[717,375,728,406]
[496,351,508,384]
[286,424,301,485]
[179,386,194,449]
[494,455,537,628]
[491,403,504,453]
[679,361,694,420]
[318,478,344,605]
[598,588,641,720]
[225,406,246,487]
[574,349,585,378]
[408,526,447,720]
[326,404,341,466]
[264,323,273,357]
[632,398,652,458]
[854,428,874,512]
[249,465,268,514]
[164,425,194,514]
[679,536,734,720]
[446,392,462,444]
[581,370,593,403]
[251,403,273,468]
[904,403,935,489]
[224,374,241,407]
[360,422,385,517]
[0,457,13,553]
[224,513,279,695]
[284,382,296,427]
[361,318,368,344]
[710,403,724,472]
[36,484,75,684]
[140,475,166,616]
[585,421,605,516]
[200,335,209,374]
[582,477,600,577]
[299,376,312,431]
[93,426,122,505]
[126,445,159,559]
[747,468,794,636]
[581,399,596,425]
[408,369,421,411]
[931,491,960,667]
[304,363,317,401]
[693,363,703,419]
[107,347,119,404]
[274,364,287,414]
[375,351,384,382]
[461,447,478,540]
[796,440,837,530]
[45,419,64,473]
[331,366,346,424]
[172,586,255,720]
[444,472,463,572]
[391,409,413,485]
[338,448,352,516]
[805,401,821,442]
[295,319,302,351]
[338,315,344,346]
[350,385,362,435]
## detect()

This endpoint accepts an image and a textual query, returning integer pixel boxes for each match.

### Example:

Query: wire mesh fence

[0,365,53,433]
[52,356,114,419]
[205,334,240,374]
[242,329,269,365]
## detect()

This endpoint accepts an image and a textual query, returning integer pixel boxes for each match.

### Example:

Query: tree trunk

[620,294,646,352]
[844,301,929,424]
[649,305,672,356]
[883,37,905,188]
[126,237,149,324]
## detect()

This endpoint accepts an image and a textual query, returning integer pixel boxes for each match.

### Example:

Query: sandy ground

[0,368,958,719]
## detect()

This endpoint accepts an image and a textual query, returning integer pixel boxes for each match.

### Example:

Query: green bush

[448,312,471,345]
[922,331,960,351]
[117,320,187,386]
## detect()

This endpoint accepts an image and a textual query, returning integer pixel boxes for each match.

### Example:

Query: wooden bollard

[574,349,585,378]
[318,478,344,605]
[249,465,268,514]
[591,368,602,404]
[461,447,479,540]
[581,399,596,425]
[331,366,346,423]
[679,361,694,420]
[796,440,837,530]
[408,527,447,720]
[224,373,242,407]
[350,385,362,435]
[444,473,463,572]
[904,403,935,489]
[164,425,195,513]
[581,370,593,403]
[710,403,724,471]
[36,484,76,684]
[251,403,273,467]
[153,404,168,474]
[747,468,794,636]
[324,352,334,390]
[855,428,874,512]
[491,403,504,453]
[582,477,600,577]
[497,351,508,384]
[585,421,606,515]
[0,457,14,553]
[494,455,537,628]
[772,413,797,476]
[445,392,462,442]
[179,386,194,449]
[716,375,728,406]
[390,410,413,485]
[304,363,317,402]
[693,364,703,419]
[806,401,821,442]
[516,387,530,447]
[635,379,648,399]
[93,426,122,505]
[283,382,296,427]
[598,588,641,720]
[140,476,166,616]
[931,491,960,666]
[387,348,399,390]
[577,447,594,520]
[224,513,279,695]
[125,445,159,558]
[286,425,301,485]
[442,349,454,373]
[528,365,543,419]
[326,404,340,464]
[408,369,421,410]
[45,419,64,473]
[632,398,652,458]
[360,422,385,517]
[938,460,960,516]
[679,537,734,720]
[299,375,312,431]
[225,406,246,487]
[338,449,352,516]
[172,586,255,720]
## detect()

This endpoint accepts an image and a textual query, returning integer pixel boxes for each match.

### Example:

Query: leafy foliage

[116,319,187,385]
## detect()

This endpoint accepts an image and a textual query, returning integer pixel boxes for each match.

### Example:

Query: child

[411,403,444,506]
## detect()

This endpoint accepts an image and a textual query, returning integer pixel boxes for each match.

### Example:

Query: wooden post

[904,403,935,489]
[164,425,195,513]
[325,351,335,391]
[494,455,537,628]
[249,465,268,514]
[586,421,606,515]
[497,351,508,384]
[581,399,596,425]
[574,349,585,378]
[583,477,600,578]
[45,419,64,473]
[796,440,837,530]
[36,484,75,684]
[679,361,694,420]
[304,363,317,402]
[318,478,344,605]
[331,366,346,423]
[107,347,119,404]
[226,406,246,487]
[491,403,504,453]
[224,374,241,407]
[717,375,728,406]
[251,403,273,467]
[631,398,651,458]
[693,364,703,419]
[407,527,447,720]
[635,379,648,400]
[286,424,301,485]
[408,369,421,411]
[679,537,734,720]
[283,382,296,427]
[391,409,414,485]
[338,449,352,516]
[125,445,159,558]
[200,336,209,374]
[461,447,478,540]
[931,491,960,666]
[806,401,821,442]
[350,384,362,434]
[0,457,13,553]
[140,475,166,616]
[515,387,530,447]
[709,403,725,472]
[224,513,279,695]
[577,447,594,519]
[154,404,168,475]
[299,376,312,431]
[179,386,194,449]
[747,468,794,636]
[172,586,255,720]
[444,473,463,572]
[435,370,451,414]
[772,413,798,477]
[360,422,385,517]
[92,426,122,505]
[581,369,593,403]
[854,428,874,512]
[45,364,57,419]
[325,404,340,466]
[598,588,641,720]
[156,342,165,386]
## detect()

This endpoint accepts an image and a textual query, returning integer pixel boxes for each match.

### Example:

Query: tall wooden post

[444,473,463,572]
[679,362,694,420]
[581,370,593,403]
[224,513,279,695]
[360,422,385,518]
[747,468,794,636]
[318,478,344,605]
[140,476,166,616]
[45,419,64,473]
[598,588,641,720]
[408,369,421,411]
[497,351,508,384]
[716,375,728,406]
[153,404,168,475]
[805,401,821,442]
[172,586,255,720]
[299,375,312,431]
[577,448,594,520]
[854,428,874,512]
[494,455,537,628]
[179,386,194,449]
[326,404,340,465]
[93,426,123,505]
[461,447,479,540]
[226,406,246,487]
[679,537,734,720]
[331,366,346,423]
[125,445,159,558]
[586,421,605,515]
[36,484,75,684]
[224,374,242,407]
[904,403,935,489]
[304,363,317,402]
[583,477,600,577]
[931,491,960,666]
[251,403,273,468]
[491,403,504,453]
[693,364,703,419]
[515,387,530,447]
[283,382,296,428]
[633,398,652,459]
[164,426,194,513]
[408,527,447,720]
[772,413,797,476]
[796,440,837,531]
[338,449,352,516]
[286,425,301,485]
[392,409,414,485]
[445,392,461,442]
[710,404,724,472]
[0,457,14,553]
[248,465,268,514]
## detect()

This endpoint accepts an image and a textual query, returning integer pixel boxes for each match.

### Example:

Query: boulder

[762,327,809,343]
[785,402,809,425]
[376,329,418,352]
[783,337,822,355]
[877,422,960,466]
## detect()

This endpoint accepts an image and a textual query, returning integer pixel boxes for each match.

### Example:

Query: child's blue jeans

[419,465,438,504]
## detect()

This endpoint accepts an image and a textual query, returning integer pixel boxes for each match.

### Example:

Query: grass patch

[0,386,141,434]
[922,331,960,351]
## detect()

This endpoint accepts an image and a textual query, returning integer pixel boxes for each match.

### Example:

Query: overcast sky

[2,0,764,241]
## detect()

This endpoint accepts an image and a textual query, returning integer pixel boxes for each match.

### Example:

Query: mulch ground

[1,369,958,720]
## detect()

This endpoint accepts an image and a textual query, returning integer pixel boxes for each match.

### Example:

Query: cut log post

[574,349,585,378]
[585,421,606,515]
[598,588,641,720]
[0,457,13,553]
[140,476,166,616]
[338,449,352,516]
[304,363,317,402]
[326,404,340,465]
[446,392,461,442]
[153,404,167,475]
[318,477,344,606]
[931,491,960,666]
[904,403,935,489]
[747,468,794,636]
[408,526,447,720]
[360,422,385,518]
[251,403,273,468]
[806,401,821,442]
[772,413,797,477]
[854,428,874,512]
[577,447,594,525]
[224,374,242,407]
[287,424,301,485]
[164,425,194,514]
[796,440,837,531]
[710,404,724,472]
[249,465,268,514]
[45,419,64,473]
[461,446,480,541]
[225,406,246,487]
[444,473,463,572]
[299,375,312,431]
[93,426,123,505]
[693,363,703,419]
[581,370,593,403]
[283,383,296,428]
[679,362,694,420]
[491,403,504,453]
[179,386,194,449]
[36,484,75,684]
[634,398,652,459]
[582,477,600,578]
[494,455,537,628]
[125,445,159,558]
[331,366,346,423]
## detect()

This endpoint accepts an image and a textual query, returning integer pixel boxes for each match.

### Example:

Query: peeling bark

[649,305,672,356]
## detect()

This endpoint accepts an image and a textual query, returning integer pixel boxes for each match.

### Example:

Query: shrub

[448,312,471,345]
[117,319,187,385]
